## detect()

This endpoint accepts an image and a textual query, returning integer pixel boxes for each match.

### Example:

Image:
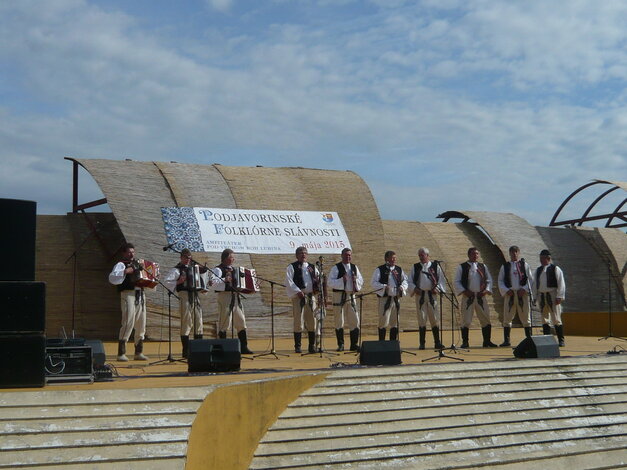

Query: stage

[1,331,626,470]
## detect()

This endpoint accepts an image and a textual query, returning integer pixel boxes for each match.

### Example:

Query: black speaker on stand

[0,199,36,281]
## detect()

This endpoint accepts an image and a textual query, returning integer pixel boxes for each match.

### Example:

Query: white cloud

[0,1,625,227]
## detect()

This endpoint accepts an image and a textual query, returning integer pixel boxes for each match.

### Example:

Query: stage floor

[3,329,625,393]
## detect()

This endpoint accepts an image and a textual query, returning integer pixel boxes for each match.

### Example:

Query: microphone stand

[149,278,185,365]
[599,259,626,342]
[254,275,289,359]
[302,259,338,357]
[423,289,464,362]
[346,288,381,356]
[438,262,467,355]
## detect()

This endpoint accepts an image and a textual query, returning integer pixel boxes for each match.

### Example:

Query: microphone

[162,243,174,252]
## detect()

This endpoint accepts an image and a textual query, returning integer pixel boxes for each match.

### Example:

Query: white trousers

[378,296,401,329]
[538,290,563,326]
[502,293,531,327]
[414,290,440,328]
[119,289,146,343]
[292,295,317,333]
[217,291,247,333]
[459,293,491,328]
[332,291,359,330]
[178,290,203,336]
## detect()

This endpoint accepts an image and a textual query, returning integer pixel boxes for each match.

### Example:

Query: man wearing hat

[533,249,566,346]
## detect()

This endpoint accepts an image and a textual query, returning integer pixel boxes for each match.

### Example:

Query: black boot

[390,327,398,341]
[218,331,227,339]
[293,332,302,353]
[432,326,444,349]
[524,326,532,338]
[482,325,498,348]
[238,329,253,354]
[542,323,551,335]
[134,339,148,360]
[418,327,427,350]
[117,340,128,362]
[378,328,386,341]
[555,324,565,347]
[308,331,316,353]
[335,328,344,352]
[181,335,189,358]
[499,327,511,347]
[194,334,203,340]
[460,327,469,348]
[349,328,360,352]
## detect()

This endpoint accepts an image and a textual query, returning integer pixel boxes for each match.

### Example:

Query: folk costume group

[109,243,566,361]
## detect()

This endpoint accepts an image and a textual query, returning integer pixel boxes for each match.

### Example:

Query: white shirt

[533,264,566,300]
[454,262,493,295]
[327,263,364,293]
[371,264,408,297]
[285,262,319,298]
[497,260,533,296]
[408,261,445,293]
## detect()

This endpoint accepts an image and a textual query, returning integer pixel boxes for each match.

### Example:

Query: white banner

[161,207,351,254]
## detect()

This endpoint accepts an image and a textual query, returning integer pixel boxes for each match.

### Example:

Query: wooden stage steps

[1,352,626,469]
[251,355,627,470]
[0,386,214,469]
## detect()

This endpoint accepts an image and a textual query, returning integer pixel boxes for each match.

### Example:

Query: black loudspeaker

[513,335,560,359]
[0,281,46,333]
[0,199,36,281]
[360,340,402,366]
[85,339,106,367]
[188,339,241,372]
[0,334,46,388]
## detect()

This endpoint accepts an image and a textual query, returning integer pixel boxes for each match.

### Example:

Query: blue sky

[1,0,626,226]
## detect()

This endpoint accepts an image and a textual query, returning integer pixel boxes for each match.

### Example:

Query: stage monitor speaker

[188,339,241,373]
[360,340,402,366]
[513,335,560,359]
[0,199,36,281]
[0,334,46,388]
[85,340,106,368]
[0,281,46,333]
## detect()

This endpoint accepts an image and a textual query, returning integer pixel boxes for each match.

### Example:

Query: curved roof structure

[66,158,385,337]
[550,180,627,228]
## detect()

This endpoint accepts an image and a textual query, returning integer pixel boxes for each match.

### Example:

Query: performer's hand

[517,289,526,297]
[463,290,473,297]
[555,298,563,305]
[124,267,134,275]
[297,291,305,299]
[506,290,514,297]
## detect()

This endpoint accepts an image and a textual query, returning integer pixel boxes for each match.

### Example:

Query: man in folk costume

[532,249,567,346]
[285,246,321,353]
[328,248,364,352]
[371,250,408,341]
[212,249,253,354]
[454,247,497,348]
[108,243,148,361]
[164,248,208,358]
[497,245,534,346]
[408,247,445,350]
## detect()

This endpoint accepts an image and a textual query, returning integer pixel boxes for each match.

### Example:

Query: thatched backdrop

[36,160,626,340]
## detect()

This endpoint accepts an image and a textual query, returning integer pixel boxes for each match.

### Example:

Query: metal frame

[550,180,627,229]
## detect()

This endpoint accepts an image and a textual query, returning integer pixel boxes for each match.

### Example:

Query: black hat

[540,249,551,256]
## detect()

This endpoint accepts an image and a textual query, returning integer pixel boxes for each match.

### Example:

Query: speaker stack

[0,199,46,388]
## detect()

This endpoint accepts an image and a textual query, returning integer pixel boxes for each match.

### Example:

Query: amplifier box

[45,345,93,378]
